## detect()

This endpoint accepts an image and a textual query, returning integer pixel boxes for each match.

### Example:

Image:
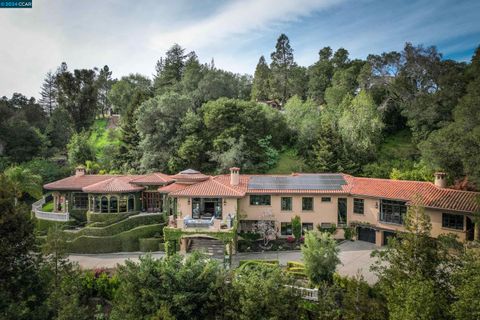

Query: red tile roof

[170,175,248,197]
[350,177,480,213]
[44,175,114,191]
[130,173,173,185]
[82,176,145,193]
[157,183,190,193]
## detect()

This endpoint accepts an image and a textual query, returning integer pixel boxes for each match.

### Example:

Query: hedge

[64,213,165,239]
[35,218,75,234]
[139,238,163,252]
[67,223,165,254]
[87,212,135,225]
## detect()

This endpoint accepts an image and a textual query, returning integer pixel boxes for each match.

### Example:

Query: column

[375,230,382,247]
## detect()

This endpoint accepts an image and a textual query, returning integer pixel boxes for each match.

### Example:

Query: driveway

[68,241,380,284]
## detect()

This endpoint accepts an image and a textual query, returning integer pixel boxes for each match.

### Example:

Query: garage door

[357,227,376,244]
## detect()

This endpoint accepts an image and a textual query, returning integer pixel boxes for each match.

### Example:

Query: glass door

[338,198,347,226]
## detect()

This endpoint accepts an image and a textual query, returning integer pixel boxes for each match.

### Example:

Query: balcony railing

[183,216,215,228]
[32,198,70,222]
[285,285,318,301]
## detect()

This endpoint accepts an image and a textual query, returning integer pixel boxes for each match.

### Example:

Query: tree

[251,56,271,101]
[154,44,186,94]
[451,250,480,320]
[56,68,99,132]
[301,231,340,285]
[252,210,276,248]
[136,92,191,171]
[39,71,58,116]
[372,199,463,319]
[291,215,302,241]
[308,46,334,104]
[4,166,42,206]
[67,132,96,166]
[420,46,480,184]
[46,107,74,154]
[96,65,114,117]
[108,74,152,116]
[180,51,205,95]
[110,253,227,320]
[230,263,303,320]
[337,90,384,157]
[0,174,48,319]
[270,34,295,105]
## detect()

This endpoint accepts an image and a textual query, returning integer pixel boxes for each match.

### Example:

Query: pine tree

[39,71,57,116]
[270,34,295,106]
[96,65,114,117]
[154,44,186,94]
[251,56,271,101]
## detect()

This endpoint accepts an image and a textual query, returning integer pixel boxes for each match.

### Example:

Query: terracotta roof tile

[170,175,247,197]
[157,183,190,193]
[170,169,210,182]
[82,176,145,193]
[44,175,114,191]
[130,173,173,185]
[350,177,479,213]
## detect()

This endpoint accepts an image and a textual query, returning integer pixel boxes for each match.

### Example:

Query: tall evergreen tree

[154,44,186,94]
[39,71,57,116]
[270,34,295,106]
[56,68,99,132]
[308,46,334,104]
[251,56,271,101]
[96,65,114,117]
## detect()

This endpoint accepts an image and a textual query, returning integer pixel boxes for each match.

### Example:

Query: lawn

[42,201,54,212]
[267,149,307,174]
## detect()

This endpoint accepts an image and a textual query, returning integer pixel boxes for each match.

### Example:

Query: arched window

[110,196,118,213]
[119,195,127,212]
[101,196,108,213]
[128,194,135,212]
[94,196,101,212]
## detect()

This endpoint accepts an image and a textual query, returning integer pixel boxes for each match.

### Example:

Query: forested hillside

[1,35,479,188]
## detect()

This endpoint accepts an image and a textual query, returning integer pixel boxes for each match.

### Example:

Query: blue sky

[1,0,479,98]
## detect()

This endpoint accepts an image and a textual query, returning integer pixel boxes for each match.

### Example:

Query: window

[119,196,127,212]
[338,198,347,225]
[101,196,109,213]
[250,195,271,206]
[321,197,331,202]
[302,223,313,235]
[281,197,292,211]
[379,199,407,225]
[442,213,464,230]
[281,222,292,235]
[353,198,364,214]
[94,196,101,212]
[128,194,135,211]
[191,198,222,219]
[302,197,314,211]
[110,196,118,213]
[73,193,88,209]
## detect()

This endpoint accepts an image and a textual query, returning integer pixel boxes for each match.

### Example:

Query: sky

[1,0,479,99]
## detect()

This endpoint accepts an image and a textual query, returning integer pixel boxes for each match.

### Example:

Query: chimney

[230,167,240,186]
[434,172,446,188]
[75,166,86,177]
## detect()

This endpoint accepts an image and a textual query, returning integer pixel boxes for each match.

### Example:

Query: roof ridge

[212,176,244,195]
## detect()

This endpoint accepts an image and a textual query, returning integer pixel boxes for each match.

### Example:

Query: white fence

[32,197,70,222]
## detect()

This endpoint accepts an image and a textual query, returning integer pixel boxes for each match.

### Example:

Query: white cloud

[149,0,344,52]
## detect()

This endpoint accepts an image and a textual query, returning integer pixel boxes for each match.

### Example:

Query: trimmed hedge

[64,213,165,239]
[87,212,135,225]
[35,218,75,234]
[67,224,165,253]
[139,238,163,252]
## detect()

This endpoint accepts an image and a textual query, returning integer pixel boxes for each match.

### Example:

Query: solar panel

[248,174,347,190]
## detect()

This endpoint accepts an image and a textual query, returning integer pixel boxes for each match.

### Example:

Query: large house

[34,166,480,252]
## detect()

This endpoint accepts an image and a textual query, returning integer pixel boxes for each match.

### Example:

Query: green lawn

[42,201,54,212]
[267,149,307,174]
[88,118,121,155]
[377,129,418,161]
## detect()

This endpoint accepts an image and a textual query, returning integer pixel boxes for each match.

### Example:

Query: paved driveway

[68,241,380,284]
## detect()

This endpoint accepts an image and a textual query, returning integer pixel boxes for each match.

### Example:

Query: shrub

[65,213,164,239]
[286,236,295,243]
[67,224,165,253]
[139,238,163,252]
[344,227,355,240]
[302,231,340,284]
[292,215,301,240]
